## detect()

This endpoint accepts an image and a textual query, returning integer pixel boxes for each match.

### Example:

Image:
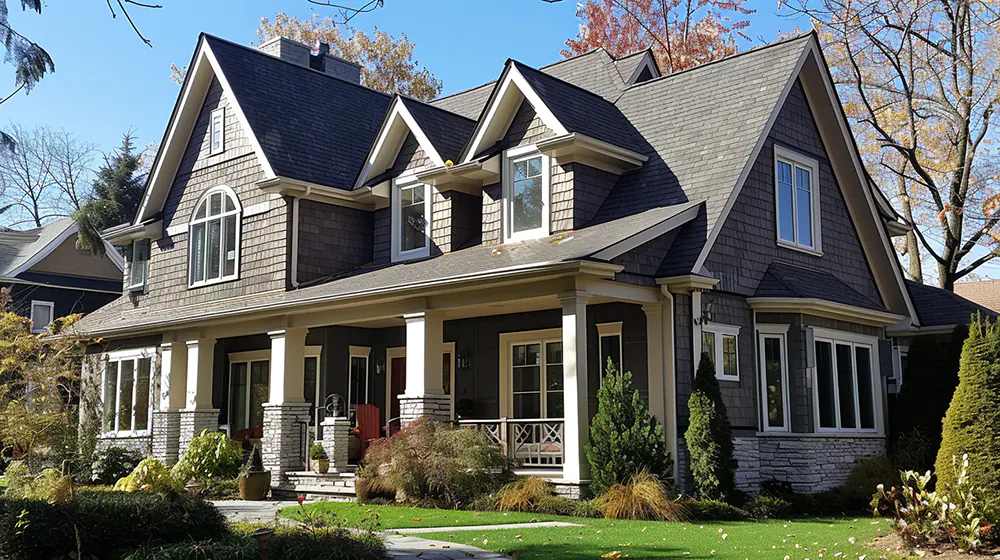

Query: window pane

[763,336,785,428]
[223,215,237,276]
[195,202,207,220]
[512,175,543,233]
[207,219,222,280]
[836,343,857,428]
[249,361,269,429]
[816,341,837,428]
[796,166,812,247]
[546,391,564,418]
[210,192,222,216]
[723,335,738,378]
[513,393,541,418]
[856,346,875,429]
[230,362,248,433]
[512,365,541,392]
[304,356,318,410]
[513,343,540,367]
[400,185,426,252]
[191,223,206,283]
[224,194,235,213]
[600,335,621,376]
[104,361,119,432]
[118,359,135,432]
[31,303,51,331]
[350,356,368,405]
[130,240,148,287]
[702,331,716,367]
[134,358,151,431]
[777,160,795,242]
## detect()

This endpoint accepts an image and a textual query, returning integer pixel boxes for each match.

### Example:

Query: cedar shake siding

[612,231,678,287]
[703,80,881,304]
[373,208,391,265]
[296,200,374,283]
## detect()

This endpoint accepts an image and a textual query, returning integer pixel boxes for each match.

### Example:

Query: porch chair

[352,403,381,455]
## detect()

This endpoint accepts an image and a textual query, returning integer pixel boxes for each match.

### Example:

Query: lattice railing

[458,418,564,467]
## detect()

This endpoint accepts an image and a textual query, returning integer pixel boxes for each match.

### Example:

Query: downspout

[289,185,312,289]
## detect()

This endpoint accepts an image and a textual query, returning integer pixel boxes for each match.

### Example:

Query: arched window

[189,186,241,287]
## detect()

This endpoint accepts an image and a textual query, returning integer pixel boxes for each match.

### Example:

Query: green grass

[421,517,893,560]
[281,501,565,530]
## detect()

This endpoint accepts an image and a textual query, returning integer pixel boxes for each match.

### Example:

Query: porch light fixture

[456,350,472,371]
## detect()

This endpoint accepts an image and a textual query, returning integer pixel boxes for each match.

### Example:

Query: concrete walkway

[211,500,509,559]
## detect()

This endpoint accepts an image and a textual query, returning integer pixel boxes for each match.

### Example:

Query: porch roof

[75,200,702,338]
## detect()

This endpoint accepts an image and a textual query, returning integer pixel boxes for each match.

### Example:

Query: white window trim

[227,349,270,435]
[774,145,822,256]
[702,323,741,381]
[188,185,242,288]
[502,145,550,243]
[596,321,623,381]
[498,328,564,420]
[29,300,55,333]
[125,239,150,292]
[210,107,225,155]
[101,347,156,437]
[348,345,372,406]
[304,346,322,433]
[757,324,790,432]
[811,327,881,435]
[391,175,432,262]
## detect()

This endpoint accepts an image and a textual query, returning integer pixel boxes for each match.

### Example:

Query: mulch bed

[869,533,1000,558]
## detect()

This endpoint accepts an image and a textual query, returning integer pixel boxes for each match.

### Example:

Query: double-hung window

[597,322,623,379]
[757,325,790,432]
[103,350,153,435]
[701,324,740,381]
[29,300,54,333]
[348,346,371,407]
[210,108,225,155]
[391,176,431,261]
[813,330,878,433]
[774,145,821,253]
[189,187,241,287]
[126,239,150,292]
[503,146,549,242]
[509,338,563,419]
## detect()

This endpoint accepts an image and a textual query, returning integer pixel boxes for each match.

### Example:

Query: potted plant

[310,444,329,474]
[238,445,270,500]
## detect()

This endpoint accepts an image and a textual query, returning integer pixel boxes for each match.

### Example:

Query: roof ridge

[431,80,496,104]
[617,32,814,94]
[202,33,391,100]
[399,95,477,123]
[538,47,608,69]
[511,59,623,107]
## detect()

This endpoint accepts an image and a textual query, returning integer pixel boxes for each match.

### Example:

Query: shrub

[360,418,512,506]
[171,429,242,485]
[586,360,671,495]
[684,352,735,500]
[0,490,226,559]
[91,445,142,485]
[310,443,328,461]
[685,498,749,521]
[598,471,688,521]
[935,315,1000,497]
[114,458,183,494]
[874,456,991,553]
[240,444,265,477]
[4,462,72,503]
[745,494,792,519]
[496,477,553,512]
[840,454,897,505]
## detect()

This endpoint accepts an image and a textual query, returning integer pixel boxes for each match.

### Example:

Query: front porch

[143,272,677,497]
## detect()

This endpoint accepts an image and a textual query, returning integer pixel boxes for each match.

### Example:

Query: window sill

[776,239,823,257]
[716,375,740,383]
[188,275,238,290]
[755,431,884,439]
[391,248,431,263]
[99,431,151,439]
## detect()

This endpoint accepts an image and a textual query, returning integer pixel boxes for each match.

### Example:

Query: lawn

[284,502,893,559]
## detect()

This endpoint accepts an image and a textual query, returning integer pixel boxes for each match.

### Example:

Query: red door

[389,356,406,432]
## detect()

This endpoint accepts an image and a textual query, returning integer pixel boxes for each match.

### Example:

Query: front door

[389,356,406,427]
[229,359,270,436]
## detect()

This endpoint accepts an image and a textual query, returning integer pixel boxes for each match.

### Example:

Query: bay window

[103,350,154,435]
[774,145,821,253]
[503,146,549,242]
[189,187,241,287]
[701,324,740,381]
[391,176,431,261]
[813,331,878,433]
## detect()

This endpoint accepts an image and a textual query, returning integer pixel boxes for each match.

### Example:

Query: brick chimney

[257,37,361,85]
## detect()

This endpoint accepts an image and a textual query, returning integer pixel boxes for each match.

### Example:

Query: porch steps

[283,471,357,501]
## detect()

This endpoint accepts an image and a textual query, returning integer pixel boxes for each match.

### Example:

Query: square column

[179,338,218,458]
[263,328,310,488]
[400,311,450,423]
[321,416,351,472]
[151,342,186,465]
[642,303,667,425]
[558,290,591,483]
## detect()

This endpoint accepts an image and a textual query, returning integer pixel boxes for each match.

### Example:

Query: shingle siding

[703,292,759,430]
[297,200,373,283]
[612,230,677,287]
[373,208,391,265]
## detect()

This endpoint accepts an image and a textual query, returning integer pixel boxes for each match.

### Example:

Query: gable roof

[755,262,886,312]
[953,280,1000,314]
[906,280,997,327]
[0,219,123,282]
[400,97,476,165]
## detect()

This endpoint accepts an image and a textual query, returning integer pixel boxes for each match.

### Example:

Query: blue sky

[2,0,807,154]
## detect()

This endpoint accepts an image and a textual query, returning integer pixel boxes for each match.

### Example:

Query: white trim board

[353,96,447,191]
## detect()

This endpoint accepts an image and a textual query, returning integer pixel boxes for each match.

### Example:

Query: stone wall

[758,435,885,493]
[262,403,312,488]
[178,409,219,457]
[398,394,450,424]
[733,436,762,492]
[96,434,152,456]
[151,410,181,465]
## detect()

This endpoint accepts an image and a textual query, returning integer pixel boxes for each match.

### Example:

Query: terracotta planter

[238,471,271,501]
[312,458,330,474]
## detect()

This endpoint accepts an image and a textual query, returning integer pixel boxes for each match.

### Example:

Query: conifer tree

[684,351,734,500]
[585,359,671,495]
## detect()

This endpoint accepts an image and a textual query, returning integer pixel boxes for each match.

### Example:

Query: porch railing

[458,418,564,467]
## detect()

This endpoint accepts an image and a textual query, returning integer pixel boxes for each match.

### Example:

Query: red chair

[352,404,381,455]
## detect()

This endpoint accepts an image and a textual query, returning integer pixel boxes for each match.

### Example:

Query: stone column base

[398,394,450,425]
[321,417,351,472]
[262,403,312,488]
[178,409,219,459]
[151,410,181,466]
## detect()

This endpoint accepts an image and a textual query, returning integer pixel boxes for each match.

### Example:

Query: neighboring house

[76,31,972,497]
[0,218,123,332]
[954,280,1000,314]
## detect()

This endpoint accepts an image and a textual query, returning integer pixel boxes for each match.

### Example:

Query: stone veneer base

[398,394,450,424]
[262,403,312,488]
[151,410,181,466]
[733,435,886,493]
[178,409,219,458]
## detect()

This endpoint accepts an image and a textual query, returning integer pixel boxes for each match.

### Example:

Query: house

[77,31,968,498]
[953,280,1000,315]
[0,218,123,332]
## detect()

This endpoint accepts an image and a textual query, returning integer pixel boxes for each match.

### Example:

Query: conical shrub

[685,351,734,500]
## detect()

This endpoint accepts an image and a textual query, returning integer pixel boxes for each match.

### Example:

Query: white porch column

[264,328,312,488]
[558,290,591,483]
[642,303,666,425]
[152,341,186,465]
[400,311,449,423]
[178,338,218,459]
[660,292,679,483]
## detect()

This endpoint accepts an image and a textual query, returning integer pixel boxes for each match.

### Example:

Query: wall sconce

[456,350,472,370]
[374,356,386,376]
